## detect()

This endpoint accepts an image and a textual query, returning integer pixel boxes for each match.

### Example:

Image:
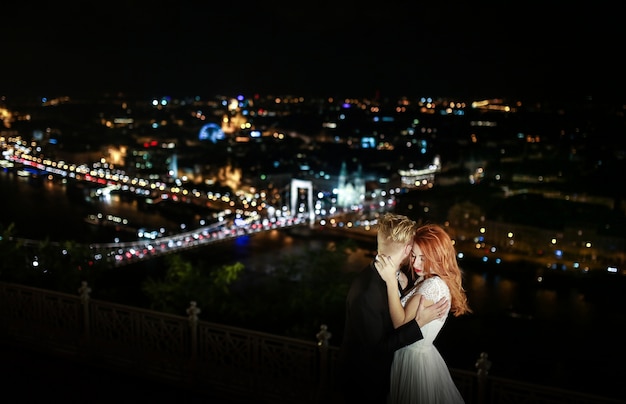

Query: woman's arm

[375,254,411,328]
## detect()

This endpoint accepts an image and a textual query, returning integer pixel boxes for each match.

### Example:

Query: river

[1,168,624,400]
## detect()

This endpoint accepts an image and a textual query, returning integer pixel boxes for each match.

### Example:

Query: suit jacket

[338,261,424,404]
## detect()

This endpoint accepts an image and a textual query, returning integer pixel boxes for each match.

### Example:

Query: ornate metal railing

[0,281,621,404]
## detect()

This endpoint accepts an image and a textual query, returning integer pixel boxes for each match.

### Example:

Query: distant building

[398,155,441,189]
[336,162,365,209]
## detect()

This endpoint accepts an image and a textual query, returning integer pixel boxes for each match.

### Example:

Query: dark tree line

[141,238,359,340]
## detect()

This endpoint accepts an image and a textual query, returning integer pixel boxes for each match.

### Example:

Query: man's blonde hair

[377,213,417,245]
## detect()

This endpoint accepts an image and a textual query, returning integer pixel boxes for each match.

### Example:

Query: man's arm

[413,295,448,327]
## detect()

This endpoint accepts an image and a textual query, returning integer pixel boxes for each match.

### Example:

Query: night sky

[4,2,625,100]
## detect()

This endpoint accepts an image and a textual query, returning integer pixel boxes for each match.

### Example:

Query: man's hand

[413,295,449,327]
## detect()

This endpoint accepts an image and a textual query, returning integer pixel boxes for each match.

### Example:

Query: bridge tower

[290,179,315,227]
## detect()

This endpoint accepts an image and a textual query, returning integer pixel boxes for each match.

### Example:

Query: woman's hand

[374,254,398,285]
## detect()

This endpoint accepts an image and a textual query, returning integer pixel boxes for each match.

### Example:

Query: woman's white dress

[388,276,465,403]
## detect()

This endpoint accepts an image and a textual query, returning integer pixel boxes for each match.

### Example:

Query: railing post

[475,351,491,404]
[316,324,332,402]
[78,281,91,339]
[186,301,201,387]
[186,301,201,358]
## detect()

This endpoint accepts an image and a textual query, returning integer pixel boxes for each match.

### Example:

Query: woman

[376,223,472,403]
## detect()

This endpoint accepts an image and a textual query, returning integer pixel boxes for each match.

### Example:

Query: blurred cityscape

[0,93,624,275]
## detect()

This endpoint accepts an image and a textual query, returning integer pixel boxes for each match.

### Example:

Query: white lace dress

[388,276,464,404]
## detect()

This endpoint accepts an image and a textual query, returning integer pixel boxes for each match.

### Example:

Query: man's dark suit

[338,262,423,403]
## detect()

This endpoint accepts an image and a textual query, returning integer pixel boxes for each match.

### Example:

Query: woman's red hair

[414,224,472,316]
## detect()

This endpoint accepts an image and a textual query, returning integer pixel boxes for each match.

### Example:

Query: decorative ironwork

[0,281,622,404]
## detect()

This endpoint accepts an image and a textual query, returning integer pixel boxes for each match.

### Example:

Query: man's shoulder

[348,265,379,294]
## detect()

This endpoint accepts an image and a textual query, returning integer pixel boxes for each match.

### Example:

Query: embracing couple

[338,213,472,404]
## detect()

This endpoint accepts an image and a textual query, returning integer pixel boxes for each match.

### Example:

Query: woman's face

[410,244,425,277]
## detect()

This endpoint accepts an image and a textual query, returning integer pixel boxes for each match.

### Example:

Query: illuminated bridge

[90,215,308,267]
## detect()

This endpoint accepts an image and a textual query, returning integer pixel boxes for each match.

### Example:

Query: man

[339,213,449,403]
